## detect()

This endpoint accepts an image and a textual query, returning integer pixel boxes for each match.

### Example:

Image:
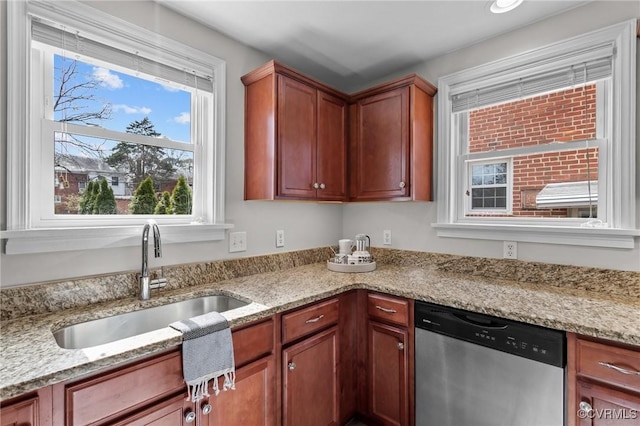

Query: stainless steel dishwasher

[415,301,566,426]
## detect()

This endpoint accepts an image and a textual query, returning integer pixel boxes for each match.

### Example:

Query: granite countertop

[1,253,639,401]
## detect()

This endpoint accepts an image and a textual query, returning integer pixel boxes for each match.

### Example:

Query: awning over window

[536,181,597,209]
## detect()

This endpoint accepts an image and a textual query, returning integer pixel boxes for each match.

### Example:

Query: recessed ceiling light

[490,0,524,14]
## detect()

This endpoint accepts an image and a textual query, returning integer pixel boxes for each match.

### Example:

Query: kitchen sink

[53,295,248,349]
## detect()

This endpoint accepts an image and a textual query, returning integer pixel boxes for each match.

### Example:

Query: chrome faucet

[140,220,167,300]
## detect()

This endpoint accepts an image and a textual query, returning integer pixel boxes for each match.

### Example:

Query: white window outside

[435,20,638,248]
[4,0,231,254]
[466,159,512,215]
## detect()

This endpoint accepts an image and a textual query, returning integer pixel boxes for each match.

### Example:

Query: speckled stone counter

[1,248,639,401]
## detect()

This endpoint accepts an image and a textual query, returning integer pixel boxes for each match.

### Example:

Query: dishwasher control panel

[415,301,566,367]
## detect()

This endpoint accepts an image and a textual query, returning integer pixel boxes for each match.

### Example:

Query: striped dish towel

[170,311,236,402]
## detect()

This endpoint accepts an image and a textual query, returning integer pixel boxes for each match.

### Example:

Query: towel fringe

[186,377,212,402]
[186,369,235,402]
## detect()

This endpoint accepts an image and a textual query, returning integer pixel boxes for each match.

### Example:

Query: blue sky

[54,54,191,143]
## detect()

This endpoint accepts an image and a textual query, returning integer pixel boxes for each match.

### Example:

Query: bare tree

[54,58,112,164]
[54,59,112,125]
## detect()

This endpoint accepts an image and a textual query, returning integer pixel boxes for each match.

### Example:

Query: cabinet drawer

[576,337,640,393]
[66,351,184,425]
[367,293,409,327]
[233,318,275,368]
[282,298,339,344]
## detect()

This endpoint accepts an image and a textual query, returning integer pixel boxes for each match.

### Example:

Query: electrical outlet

[276,230,285,248]
[503,241,517,259]
[229,232,247,253]
[383,230,392,245]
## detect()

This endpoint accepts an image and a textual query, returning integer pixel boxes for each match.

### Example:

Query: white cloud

[92,67,123,90]
[113,104,152,115]
[173,112,190,124]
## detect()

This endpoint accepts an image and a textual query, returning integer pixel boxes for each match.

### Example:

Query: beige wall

[1,1,638,287]
[344,1,640,271]
[0,1,344,286]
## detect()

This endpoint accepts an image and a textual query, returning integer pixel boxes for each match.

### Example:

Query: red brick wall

[468,84,597,217]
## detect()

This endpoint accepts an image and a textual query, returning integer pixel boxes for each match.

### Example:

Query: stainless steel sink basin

[53,295,248,349]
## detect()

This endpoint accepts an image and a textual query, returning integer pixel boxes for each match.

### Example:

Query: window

[435,20,638,248]
[467,159,511,214]
[4,0,230,254]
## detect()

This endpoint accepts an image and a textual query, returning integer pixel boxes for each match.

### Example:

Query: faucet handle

[149,277,167,290]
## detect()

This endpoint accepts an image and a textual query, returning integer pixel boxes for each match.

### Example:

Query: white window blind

[451,44,613,113]
[31,19,213,92]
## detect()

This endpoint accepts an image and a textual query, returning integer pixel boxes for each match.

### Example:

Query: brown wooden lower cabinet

[210,356,275,426]
[1,387,52,426]
[1,396,39,426]
[282,326,340,426]
[367,321,409,426]
[568,333,640,426]
[576,381,640,426]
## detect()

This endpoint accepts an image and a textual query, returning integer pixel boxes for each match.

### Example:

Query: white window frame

[434,20,638,249]
[465,158,512,216]
[3,0,232,255]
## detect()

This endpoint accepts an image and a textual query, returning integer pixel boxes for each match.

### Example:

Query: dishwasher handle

[450,312,509,330]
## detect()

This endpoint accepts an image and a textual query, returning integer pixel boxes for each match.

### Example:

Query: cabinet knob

[201,403,212,415]
[313,182,320,189]
[185,410,197,423]
[399,181,406,188]
[319,183,326,189]
[397,342,405,350]
[579,401,593,416]
[288,362,296,371]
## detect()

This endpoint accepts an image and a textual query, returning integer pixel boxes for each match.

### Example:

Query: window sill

[1,223,234,255]
[432,222,640,249]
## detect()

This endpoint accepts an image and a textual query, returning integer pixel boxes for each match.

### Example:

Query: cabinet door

[277,75,317,199]
[368,321,409,426]
[316,91,347,200]
[352,87,409,200]
[111,393,190,426]
[210,356,275,426]
[283,327,339,426]
[577,381,640,426]
[1,397,37,426]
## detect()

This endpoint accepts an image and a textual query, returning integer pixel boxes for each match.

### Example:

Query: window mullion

[461,139,606,162]
[49,121,194,152]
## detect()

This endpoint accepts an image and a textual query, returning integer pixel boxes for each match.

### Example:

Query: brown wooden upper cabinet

[241,61,349,201]
[242,61,436,202]
[350,75,437,201]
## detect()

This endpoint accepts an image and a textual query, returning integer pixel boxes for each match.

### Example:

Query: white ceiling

[158,0,592,91]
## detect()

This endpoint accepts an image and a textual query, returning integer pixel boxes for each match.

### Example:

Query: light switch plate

[383,230,392,245]
[229,232,247,253]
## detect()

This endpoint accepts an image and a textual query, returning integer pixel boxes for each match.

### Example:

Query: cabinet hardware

[201,403,212,415]
[313,183,320,189]
[397,342,405,350]
[579,401,593,415]
[305,314,325,324]
[598,361,640,376]
[399,181,406,188]
[320,183,326,189]
[375,305,397,314]
[185,410,197,423]
[288,362,296,371]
